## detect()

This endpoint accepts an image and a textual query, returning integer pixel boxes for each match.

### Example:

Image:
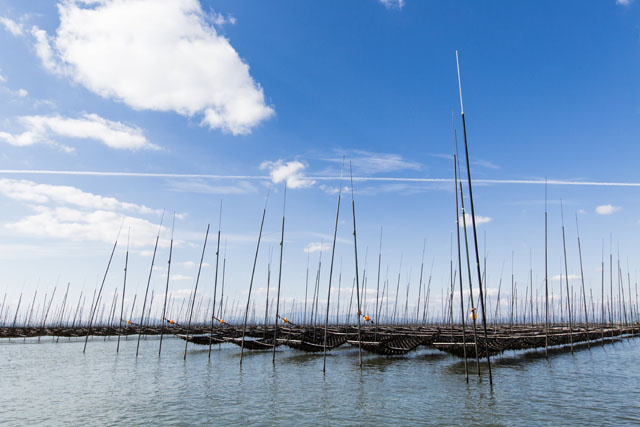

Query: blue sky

[0,0,639,324]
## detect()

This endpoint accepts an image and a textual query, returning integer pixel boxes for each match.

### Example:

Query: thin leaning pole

[240,184,271,366]
[456,51,492,384]
[83,218,124,353]
[544,179,549,357]
[273,184,287,364]
[376,229,384,338]
[560,201,574,353]
[159,214,175,356]
[137,210,165,358]
[452,115,469,382]
[117,228,130,353]
[349,162,363,368]
[184,224,210,360]
[323,161,344,372]
[208,202,223,360]
[575,213,590,349]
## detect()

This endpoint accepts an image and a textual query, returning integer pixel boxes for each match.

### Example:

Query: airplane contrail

[0,169,639,187]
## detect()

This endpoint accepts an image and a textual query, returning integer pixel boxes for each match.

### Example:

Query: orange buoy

[219,319,224,324]
[364,315,370,322]
[127,320,131,325]
[169,320,174,324]
[469,308,477,320]
[282,317,289,323]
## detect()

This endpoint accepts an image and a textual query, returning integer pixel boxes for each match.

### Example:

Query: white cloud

[0,71,6,83]
[6,206,163,247]
[16,89,28,97]
[35,0,273,135]
[304,242,325,253]
[177,261,195,269]
[0,178,158,214]
[0,113,157,150]
[616,0,632,5]
[577,209,586,215]
[458,213,491,227]
[325,150,421,175]
[31,26,65,74]
[210,11,236,27]
[260,160,315,189]
[379,0,405,9]
[595,204,620,215]
[473,159,500,169]
[168,180,256,194]
[552,274,581,282]
[0,16,24,36]
[170,274,193,281]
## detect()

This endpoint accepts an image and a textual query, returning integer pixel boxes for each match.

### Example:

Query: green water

[2,336,638,425]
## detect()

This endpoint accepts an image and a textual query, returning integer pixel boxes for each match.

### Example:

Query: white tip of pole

[456,50,464,114]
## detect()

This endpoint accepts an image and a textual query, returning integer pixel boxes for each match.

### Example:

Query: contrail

[0,169,640,187]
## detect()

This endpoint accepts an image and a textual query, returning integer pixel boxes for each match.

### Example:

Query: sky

[0,0,639,324]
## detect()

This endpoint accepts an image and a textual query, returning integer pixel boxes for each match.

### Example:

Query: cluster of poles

[2,53,639,387]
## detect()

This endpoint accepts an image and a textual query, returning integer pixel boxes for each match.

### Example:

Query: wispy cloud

[552,274,581,281]
[32,0,273,135]
[304,242,325,253]
[324,150,421,175]
[260,160,315,189]
[168,179,257,195]
[473,159,500,170]
[0,16,24,36]
[209,11,236,27]
[458,213,491,227]
[595,204,621,215]
[379,0,405,10]
[170,274,193,281]
[427,153,499,169]
[3,170,640,189]
[616,0,632,6]
[0,114,157,151]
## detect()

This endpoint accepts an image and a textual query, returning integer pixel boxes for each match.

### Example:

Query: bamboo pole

[240,185,271,365]
[324,164,343,372]
[273,184,287,364]
[456,51,492,384]
[184,224,210,361]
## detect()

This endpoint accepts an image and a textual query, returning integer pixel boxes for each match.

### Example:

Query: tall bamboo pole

[456,51,492,384]
[323,163,343,371]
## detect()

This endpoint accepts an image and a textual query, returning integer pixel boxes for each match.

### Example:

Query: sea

[1,335,639,425]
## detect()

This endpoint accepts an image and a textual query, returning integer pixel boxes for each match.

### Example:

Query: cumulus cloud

[0,16,24,36]
[304,242,325,253]
[458,213,491,227]
[0,113,157,150]
[33,0,273,135]
[379,0,405,9]
[595,204,620,215]
[260,160,315,189]
[0,178,159,214]
[0,179,170,247]
[6,206,163,247]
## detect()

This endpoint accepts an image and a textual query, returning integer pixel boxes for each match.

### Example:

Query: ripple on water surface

[1,336,639,425]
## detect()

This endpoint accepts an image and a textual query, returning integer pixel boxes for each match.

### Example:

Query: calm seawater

[1,335,639,426]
